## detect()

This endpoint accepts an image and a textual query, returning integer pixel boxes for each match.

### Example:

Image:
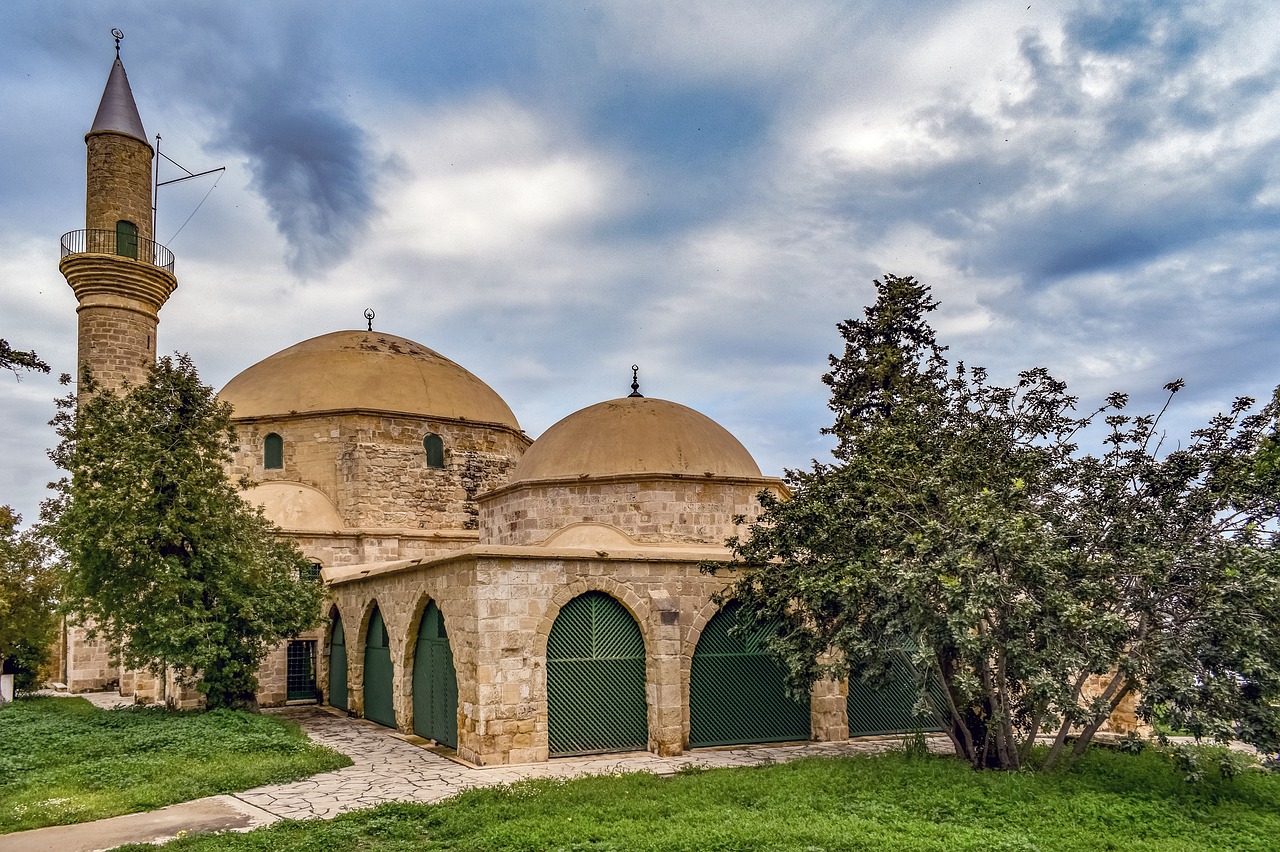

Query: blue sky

[2,0,1279,525]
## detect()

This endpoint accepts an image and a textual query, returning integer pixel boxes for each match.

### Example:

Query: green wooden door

[115,220,138,259]
[412,602,458,747]
[328,615,348,710]
[547,592,648,756]
[363,607,396,728]
[689,603,811,748]
[848,651,944,736]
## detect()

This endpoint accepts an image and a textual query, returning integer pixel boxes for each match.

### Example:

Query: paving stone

[222,706,950,822]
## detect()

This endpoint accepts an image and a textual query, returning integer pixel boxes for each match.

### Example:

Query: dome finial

[628,364,643,398]
[112,28,123,58]
[364,308,375,331]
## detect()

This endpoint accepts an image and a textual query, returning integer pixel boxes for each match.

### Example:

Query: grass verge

[0,696,350,833]
[127,746,1279,851]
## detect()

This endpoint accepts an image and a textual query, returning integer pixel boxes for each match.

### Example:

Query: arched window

[264,433,284,469]
[302,560,323,583]
[423,433,445,469]
[116,220,138,259]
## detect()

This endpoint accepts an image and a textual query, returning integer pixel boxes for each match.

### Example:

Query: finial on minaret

[112,28,124,58]
[364,308,375,331]
[628,364,643,398]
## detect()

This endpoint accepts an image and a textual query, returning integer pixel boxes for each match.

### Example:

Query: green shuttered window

[264,433,283,469]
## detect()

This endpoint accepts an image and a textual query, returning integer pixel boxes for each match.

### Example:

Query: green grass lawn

[125,747,1280,852]
[0,696,350,833]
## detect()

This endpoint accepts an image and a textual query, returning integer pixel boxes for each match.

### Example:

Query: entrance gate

[847,652,944,737]
[286,640,317,701]
[363,606,396,728]
[546,591,647,756]
[412,602,458,747]
[328,615,347,710]
[689,603,811,748]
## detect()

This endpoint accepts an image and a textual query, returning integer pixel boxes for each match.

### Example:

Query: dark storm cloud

[221,81,376,274]
[139,5,380,275]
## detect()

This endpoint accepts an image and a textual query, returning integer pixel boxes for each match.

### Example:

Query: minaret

[59,38,177,394]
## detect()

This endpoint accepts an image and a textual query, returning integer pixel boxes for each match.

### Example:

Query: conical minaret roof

[90,56,148,144]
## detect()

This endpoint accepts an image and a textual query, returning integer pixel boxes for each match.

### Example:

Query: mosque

[55,47,927,765]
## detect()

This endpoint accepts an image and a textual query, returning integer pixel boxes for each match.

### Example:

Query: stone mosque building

[55,49,928,765]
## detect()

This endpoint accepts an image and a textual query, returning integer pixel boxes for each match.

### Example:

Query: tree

[43,355,324,709]
[0,338,50,378]
[723,275,1280,770]
[0,506,60,694]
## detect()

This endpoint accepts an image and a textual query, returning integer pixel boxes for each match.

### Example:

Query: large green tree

[0,506,60,694]
[724,275,1280,770]
[44,355,323,709]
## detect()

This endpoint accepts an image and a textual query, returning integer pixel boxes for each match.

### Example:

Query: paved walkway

[1,696,944,852]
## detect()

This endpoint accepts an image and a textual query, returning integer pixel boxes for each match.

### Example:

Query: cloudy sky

[2,1,1279,525]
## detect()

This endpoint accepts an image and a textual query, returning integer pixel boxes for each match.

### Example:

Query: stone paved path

[234,707,950,821]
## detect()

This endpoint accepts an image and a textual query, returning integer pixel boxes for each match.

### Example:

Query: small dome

[509,396,762,483]
[242,481,344,532]
[220,330,520,430]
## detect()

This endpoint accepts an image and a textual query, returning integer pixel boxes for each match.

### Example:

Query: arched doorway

[412,601,458,747]
[363,605,396,728]
[689,603,811,748]
[848,652,943,737]
[328,612,347,710]
[546,591,647,756]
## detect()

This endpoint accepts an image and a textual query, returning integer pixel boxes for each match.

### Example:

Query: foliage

[0,338,50,379]
[0,696,349,832]
[43,355,324,709]
[0,507,60,692]
[722,274,1280,770]
[126,749,1280,851]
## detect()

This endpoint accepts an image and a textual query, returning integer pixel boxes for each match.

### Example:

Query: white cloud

[369,97,628,258]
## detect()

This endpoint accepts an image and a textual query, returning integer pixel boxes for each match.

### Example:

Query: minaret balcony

[60,228,175,274]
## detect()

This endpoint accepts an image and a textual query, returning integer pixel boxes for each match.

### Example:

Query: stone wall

[229,413,528,531]
[478,476,782,547]
[86,131,153,240]
[64,622,117,692]
[75,302,158,390]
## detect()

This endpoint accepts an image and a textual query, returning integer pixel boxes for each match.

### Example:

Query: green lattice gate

[286,640,317,701]
[689,603,811,748]
[547,592,648,756]
[363,606,396,728]
[412,602,458,748]
[328,614,348,710]
[847,651,945,737]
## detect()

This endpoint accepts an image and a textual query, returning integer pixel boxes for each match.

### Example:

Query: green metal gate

[689,603,811,748]
[286,640,317,701]
[547,591,648,756]
[328,614,348,710]
[847,651,944,737]
[412,602,458,748]
[363,606,396,728]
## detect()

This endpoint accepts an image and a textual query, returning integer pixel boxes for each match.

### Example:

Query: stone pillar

[647,589,685,756]
[811,677,849,742]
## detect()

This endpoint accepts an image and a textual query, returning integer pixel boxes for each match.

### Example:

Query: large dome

[509,396,762,483]
[219,330,520,430]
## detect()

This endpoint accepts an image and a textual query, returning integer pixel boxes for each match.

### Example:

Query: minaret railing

[60,229,176,273]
